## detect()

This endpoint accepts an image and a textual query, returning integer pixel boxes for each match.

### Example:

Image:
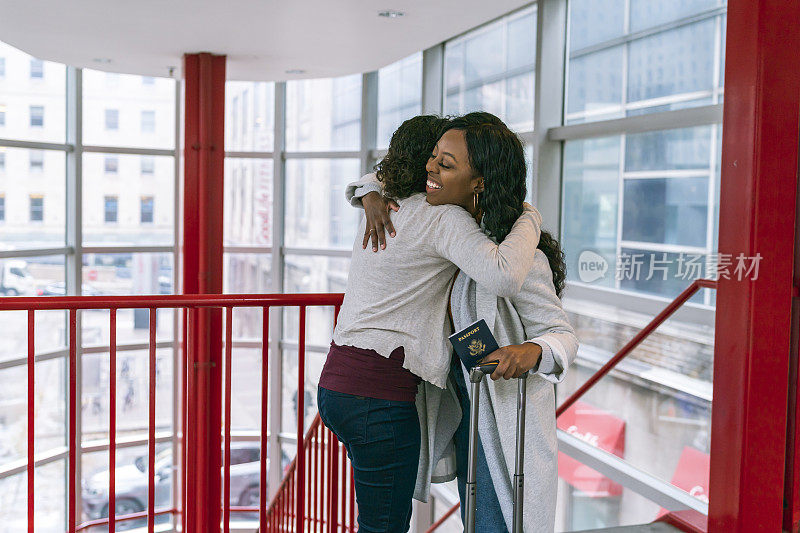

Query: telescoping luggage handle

[464,361,528,533]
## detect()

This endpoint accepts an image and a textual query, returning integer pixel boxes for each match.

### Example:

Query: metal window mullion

[268,81,286,501]
[569,5,728,59]
[422,44,444,115]
[534,0,567,223]
[361,71,378,177]
[548,104,723,141]
[81,245,175,254]
[171,76,182,526]
[0,247,72,259]
[82,145,175,157]
[615,135,626,290]
[283,151,360,159]
[65,65,84,530]
[0,138,72,151]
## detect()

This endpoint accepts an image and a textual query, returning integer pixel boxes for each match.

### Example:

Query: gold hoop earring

[473,191,479,211]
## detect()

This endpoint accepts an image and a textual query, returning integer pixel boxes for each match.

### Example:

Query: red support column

[183,52,226,533]
[709,2,800,532]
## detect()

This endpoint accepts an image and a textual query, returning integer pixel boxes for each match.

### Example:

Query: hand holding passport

[449,319,500,369]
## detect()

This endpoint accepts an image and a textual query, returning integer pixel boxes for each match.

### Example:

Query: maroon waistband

[318,341,421,402]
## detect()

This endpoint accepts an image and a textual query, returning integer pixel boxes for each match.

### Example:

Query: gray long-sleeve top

[333,174,542,388]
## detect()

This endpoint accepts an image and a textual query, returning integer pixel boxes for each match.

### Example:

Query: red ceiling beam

[708,1,800,531]
[182,52,226,533]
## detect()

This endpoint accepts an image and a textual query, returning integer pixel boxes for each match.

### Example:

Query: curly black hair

[374,115,449,200]
[443,112,567,297]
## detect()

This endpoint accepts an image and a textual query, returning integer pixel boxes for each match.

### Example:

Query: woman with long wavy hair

[317,114,543,533]
[348,111,578,532]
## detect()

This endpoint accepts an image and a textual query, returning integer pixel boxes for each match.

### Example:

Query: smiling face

[425,129,484,215]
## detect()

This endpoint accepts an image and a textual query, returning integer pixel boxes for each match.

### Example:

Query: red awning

[557,400,626,497]
[657,446,710,517]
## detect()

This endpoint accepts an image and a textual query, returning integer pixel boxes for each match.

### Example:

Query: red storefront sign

[657,446,710,517]
[557,400,626,497]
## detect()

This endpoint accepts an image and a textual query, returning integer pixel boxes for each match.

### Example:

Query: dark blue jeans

[451,357,509,532]
[317,386,420,533]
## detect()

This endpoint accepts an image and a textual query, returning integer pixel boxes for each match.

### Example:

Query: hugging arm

[345,173,399,251]
[432,204,542,297]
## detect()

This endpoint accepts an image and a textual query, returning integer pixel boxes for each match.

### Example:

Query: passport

[449,319,500,369]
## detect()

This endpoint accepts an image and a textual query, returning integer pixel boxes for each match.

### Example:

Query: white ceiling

[0,0,530,81]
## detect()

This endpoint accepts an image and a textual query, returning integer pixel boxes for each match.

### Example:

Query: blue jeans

[451,357,509,532]
[317,387,420,533]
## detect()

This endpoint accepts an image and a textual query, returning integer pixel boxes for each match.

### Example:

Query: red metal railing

[262,413,357,532]
[1,292,345,533]
[427,279,718,533]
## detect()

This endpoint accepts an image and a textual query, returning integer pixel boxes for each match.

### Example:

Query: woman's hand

[479,342,542,380]
[361,192,400,251]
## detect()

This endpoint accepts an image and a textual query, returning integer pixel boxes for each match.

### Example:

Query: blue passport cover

[449,319,500,369]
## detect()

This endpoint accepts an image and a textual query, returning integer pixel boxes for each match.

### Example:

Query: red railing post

[297,305,307,533]
[260,306,269,532]
[223,306,233,533]
[68,308,77,533]
[148,308,157,533]
[109,309,117,531]
[27,310,34,533]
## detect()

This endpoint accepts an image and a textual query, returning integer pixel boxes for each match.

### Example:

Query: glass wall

[0,39,178,530]
[554,0,725,529]
[444,5,536,133]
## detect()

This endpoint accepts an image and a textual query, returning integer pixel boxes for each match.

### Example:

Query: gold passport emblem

[468,339,486,357]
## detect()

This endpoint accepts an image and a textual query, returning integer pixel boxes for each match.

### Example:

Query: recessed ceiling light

[378,10,405,18]
[286,69,306,74]
[92,58,112,64]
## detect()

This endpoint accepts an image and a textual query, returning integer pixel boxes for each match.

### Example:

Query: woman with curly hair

[316,114,543,532]
[347,112,578,532]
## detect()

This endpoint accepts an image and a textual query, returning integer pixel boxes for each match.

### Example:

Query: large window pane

[630,0,718,32]
[286,75,361,151]
[224,158,273,246]
[622,177,708,248]
[82,153,174,246]
[0,256,65,360]
[627,20,716,105]
[568,0,626,51]
[0,42,66,143]
[225,81,275,152]
[83,69,176,149]
[565,5,726,123]
[81,444,173,527]
[377,53,422,149]
[566,46,624,123]
[284,159,361,248]
[0,459,65,532]
[80,253,174,346]
[0,148,66,250]
[625,127,712,172]
[224,252,272,341]
[444,6,536,132]
[562,137,621,289]
[81,347,174,441]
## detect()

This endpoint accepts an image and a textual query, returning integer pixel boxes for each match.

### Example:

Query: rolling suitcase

[464,361,528,533]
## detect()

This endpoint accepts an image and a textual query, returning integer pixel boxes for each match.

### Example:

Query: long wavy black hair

[374,115,448,199]
[443,112,567,297]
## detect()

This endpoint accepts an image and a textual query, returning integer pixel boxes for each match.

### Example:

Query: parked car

[0,260,35,296]
[81,443,282,526]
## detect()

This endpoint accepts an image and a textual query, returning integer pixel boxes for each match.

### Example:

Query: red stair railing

[1,292,345,533]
